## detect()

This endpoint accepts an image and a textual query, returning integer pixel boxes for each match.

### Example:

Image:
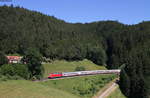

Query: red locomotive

[48,72,62,78]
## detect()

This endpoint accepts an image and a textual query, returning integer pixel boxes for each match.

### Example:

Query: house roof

[7,56,22,61]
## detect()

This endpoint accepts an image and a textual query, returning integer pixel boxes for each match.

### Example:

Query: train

[48,69,120,79]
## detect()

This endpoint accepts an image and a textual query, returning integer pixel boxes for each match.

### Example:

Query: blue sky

[0,0,149,24]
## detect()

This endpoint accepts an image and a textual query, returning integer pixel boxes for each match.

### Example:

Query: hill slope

[0,5,107,65]
[0,80,79,98]
[43,59,106,77]
[41,59,116,98]
[0,60,116,98]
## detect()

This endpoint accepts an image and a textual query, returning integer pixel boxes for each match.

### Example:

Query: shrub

[0,64,29,79]
[9,75,23,80]
[13,64,29,79]
[74,81,92,96]
[0,75,8,81]
[75,66,85,71]
[0,64,15,76]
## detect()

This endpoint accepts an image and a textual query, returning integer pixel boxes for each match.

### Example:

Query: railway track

[33,77,69,82]
[33,77,67,82]
[33,69,120,82]
[33,72,120,82]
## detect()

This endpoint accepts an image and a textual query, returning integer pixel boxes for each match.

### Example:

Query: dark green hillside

[0,5,106,65]
[0,5,150,97]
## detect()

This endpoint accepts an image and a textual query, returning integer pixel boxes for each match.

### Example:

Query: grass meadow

[39,74,116,98]
[0,80,79,98]
[0,59,117,98]
[43,59,106,77]
[41,59,116,98]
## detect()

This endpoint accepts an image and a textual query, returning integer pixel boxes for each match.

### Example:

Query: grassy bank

[0,80,79,98]
[108,87,126,98]
[0,59,116,98]
[39,74,116,98]
[43,59,106,77]
[42,59,116,98]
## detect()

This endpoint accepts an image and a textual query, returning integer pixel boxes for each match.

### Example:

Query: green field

[42,59,116,98]
[0,80,79,98]
[108,87,126,98]
[39,74,116,98]
[0,59,116,98]
[43,59,106,77]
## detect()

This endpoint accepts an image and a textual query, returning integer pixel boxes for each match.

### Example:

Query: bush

[13,64,29,79]
[0,64,15,76]
[75,66,85,71]
[74,80,92,96]
[0,75,23,81]
[0,75,8,81]
[0,64,29,79]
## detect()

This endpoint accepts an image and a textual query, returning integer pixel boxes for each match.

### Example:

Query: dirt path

[93,79,119,98]
[98,82,118,98]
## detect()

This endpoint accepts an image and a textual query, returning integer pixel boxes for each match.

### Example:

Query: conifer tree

[0,51,8,66]
[120,68,130,97]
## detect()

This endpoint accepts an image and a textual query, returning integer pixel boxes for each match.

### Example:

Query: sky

[0,0,149,24]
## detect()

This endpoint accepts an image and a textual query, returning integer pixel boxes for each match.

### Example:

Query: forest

[0,5,150,98]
